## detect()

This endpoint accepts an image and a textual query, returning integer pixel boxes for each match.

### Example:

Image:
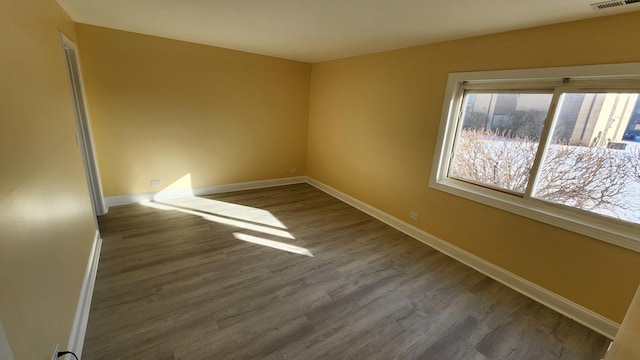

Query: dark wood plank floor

[83,184,609,359]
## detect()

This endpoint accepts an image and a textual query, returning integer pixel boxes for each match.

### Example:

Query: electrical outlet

[51,343,59,360]
[289,168,297,174]
[409,211,418,220]
[150,179,161,187]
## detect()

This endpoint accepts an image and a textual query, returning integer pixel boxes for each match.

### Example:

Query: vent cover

[591,0,640,10]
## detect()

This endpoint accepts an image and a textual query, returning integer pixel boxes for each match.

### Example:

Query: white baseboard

[192,177,306,197]
[104,176,306,208]
[305,177,619,339]
[67,231,102,358]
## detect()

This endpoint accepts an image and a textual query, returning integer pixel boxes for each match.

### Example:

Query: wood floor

[83,184,609,359]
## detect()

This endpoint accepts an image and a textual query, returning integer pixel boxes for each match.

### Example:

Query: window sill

[429,177,640,253]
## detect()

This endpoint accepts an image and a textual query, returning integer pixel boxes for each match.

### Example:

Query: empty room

[2,0,640,359]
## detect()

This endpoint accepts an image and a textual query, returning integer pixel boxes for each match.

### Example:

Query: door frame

[60,33,107,216]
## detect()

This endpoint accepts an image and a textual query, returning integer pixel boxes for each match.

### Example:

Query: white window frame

[429,62,640,253]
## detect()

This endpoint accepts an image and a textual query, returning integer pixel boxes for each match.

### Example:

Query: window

[450,91,553,194]
[430,63,640,252]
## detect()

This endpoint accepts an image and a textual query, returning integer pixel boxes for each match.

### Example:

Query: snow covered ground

[455,131,640,226]
[594,141,640,224]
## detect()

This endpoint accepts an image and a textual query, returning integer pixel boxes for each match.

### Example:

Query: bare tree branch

[451,129,632,213]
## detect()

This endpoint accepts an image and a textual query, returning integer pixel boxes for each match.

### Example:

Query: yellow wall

[0,1,97,359]
[307,11,640,322]
[75,24,311,197]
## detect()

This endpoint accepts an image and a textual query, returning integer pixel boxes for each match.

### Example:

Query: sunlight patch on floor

[141,173,310,256]
[160,196,286,228]
[140,199,294,239]
[233,232,313,257]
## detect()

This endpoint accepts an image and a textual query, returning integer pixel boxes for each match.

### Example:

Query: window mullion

[524,88,564,199]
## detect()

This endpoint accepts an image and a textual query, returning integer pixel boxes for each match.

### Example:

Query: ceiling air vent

[591,0,640,10]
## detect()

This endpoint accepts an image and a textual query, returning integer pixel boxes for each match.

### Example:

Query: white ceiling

[56,0,640,63]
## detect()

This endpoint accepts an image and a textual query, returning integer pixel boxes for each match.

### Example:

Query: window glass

[534,93,640,224]
[449,92,553,193]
